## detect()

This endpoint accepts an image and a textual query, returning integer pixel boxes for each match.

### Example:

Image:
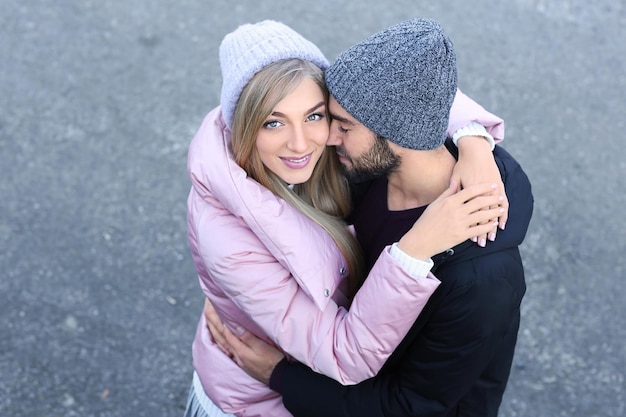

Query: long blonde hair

[230,58,365,294]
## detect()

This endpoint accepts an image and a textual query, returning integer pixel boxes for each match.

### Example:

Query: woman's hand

[398,180,503,260]
[452,136,508,246]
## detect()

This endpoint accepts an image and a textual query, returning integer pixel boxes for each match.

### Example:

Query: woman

[184,20,505,417]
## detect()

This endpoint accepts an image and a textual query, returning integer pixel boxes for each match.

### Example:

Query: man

[209,18,533,417]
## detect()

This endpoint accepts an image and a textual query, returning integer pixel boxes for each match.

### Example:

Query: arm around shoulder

[448,88,505,144]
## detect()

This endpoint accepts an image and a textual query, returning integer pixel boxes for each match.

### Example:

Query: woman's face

[255,78,329,184]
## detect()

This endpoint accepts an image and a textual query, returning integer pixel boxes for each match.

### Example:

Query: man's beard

[338,135,401,183]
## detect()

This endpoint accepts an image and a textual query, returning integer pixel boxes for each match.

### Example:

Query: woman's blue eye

[307,113,324,122]
[263,120,282,129]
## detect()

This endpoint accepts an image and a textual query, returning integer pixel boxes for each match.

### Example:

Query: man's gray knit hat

[325,18,457,150]
[219,20,329,129]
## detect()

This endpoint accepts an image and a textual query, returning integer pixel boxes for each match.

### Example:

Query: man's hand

[452,136,508,247]
[204,299,285,385]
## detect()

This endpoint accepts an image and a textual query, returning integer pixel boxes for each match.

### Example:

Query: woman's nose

[287,126,308,152]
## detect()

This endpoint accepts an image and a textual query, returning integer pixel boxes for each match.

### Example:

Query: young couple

[184,18,533,417]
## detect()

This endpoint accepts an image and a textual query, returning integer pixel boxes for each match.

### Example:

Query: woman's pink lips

[280,152,313,169]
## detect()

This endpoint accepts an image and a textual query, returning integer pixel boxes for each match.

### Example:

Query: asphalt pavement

[1,1,624,416]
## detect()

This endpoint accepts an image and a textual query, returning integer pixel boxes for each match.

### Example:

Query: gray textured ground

[1,1,624,416]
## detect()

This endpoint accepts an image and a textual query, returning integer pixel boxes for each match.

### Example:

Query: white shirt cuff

[452,121,495,151]
[389,243,434,278]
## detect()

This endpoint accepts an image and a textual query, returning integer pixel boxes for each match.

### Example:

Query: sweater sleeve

[196,208,440,385]
[447,88,505,144]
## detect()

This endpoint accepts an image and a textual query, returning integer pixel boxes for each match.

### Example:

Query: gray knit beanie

[219,20,329,129]
[325,18,457,150]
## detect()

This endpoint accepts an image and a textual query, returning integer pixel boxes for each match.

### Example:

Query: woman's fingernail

[500,222,506,230]
[472,236,478,242]
[489,233,496,241]
[479,239,486,247]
